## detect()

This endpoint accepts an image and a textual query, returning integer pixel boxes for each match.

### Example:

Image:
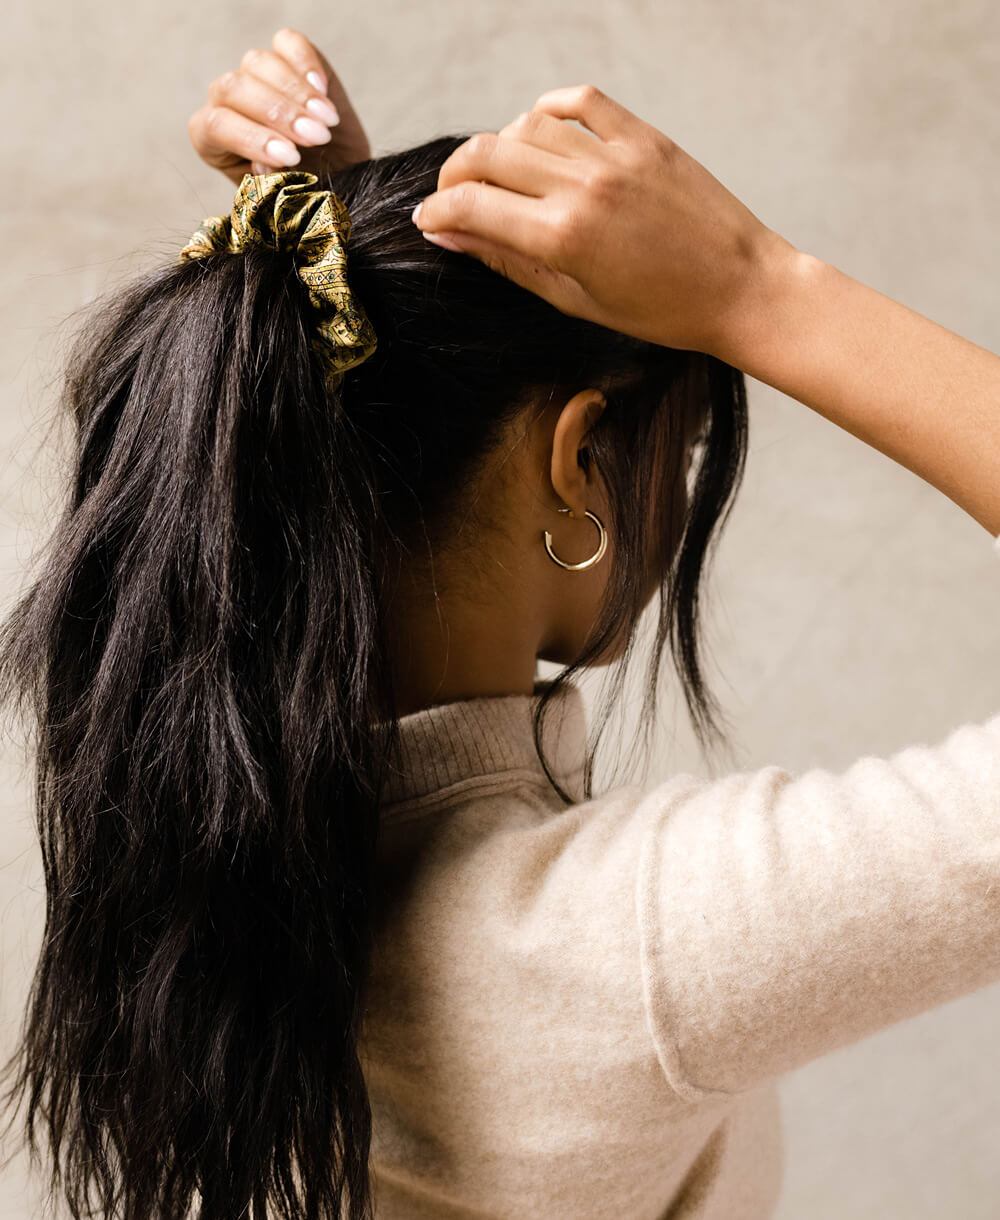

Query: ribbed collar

[380,677,588,811]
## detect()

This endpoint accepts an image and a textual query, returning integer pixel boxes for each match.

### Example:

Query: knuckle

[574,83,604,104]
[285,76,311,104]
[441,134,495,187]
[264,97,291,126]
[546,208,580,260]
[209,69,239,102]
[614,139,646,173]
[580,164,618,201]
[203,106,226,136]
[511,109,543,136]
[240,47,263,70]
[271,27,315,77]
[465,130,498,160]
[434,181,478,227]
[451,181,481,216]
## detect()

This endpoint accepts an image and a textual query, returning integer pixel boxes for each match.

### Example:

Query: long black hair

[0,134,748,1220]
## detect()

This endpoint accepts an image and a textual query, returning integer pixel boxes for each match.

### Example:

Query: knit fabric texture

[359,530,1000,1218]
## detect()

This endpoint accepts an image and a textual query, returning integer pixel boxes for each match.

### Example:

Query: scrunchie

[179,171,377,392]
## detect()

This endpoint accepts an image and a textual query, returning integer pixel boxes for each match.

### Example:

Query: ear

[549,389,607,518]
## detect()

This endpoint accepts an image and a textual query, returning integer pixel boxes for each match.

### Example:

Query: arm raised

[717,234,1000,537]
[413,84,1000,537]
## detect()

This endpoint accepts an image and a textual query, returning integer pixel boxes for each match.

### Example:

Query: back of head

[0,135,747,1219]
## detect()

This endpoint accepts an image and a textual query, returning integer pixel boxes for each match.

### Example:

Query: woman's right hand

[410,84,799,362]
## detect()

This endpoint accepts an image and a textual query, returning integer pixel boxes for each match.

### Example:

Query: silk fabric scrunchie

[178,171,378,392]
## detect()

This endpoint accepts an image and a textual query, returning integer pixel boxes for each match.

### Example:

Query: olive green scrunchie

[179,170,377,393]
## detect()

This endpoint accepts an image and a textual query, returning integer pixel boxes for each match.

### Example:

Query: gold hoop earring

[543,508,607,572]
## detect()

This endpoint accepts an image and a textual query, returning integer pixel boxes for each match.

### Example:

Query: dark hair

[0,133,747,1220]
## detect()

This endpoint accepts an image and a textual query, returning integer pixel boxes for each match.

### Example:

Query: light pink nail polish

[306,96,340,126]
[306,70,326,93]
[264,138,301,166]
[292,115,332,144]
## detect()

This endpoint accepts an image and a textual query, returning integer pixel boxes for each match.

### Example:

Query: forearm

[714,233,1000,537]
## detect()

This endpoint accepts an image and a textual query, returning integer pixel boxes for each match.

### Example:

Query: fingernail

[264,137,301,166]
[306,70,326,94]
[423,231,464,253]
[306,95,340,126]
[411,201,424,224]
[292,115,333,144]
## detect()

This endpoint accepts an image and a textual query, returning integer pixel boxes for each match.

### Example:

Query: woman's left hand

[188,28,372,187]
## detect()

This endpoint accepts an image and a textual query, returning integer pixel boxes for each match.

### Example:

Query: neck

[384,574,544,716]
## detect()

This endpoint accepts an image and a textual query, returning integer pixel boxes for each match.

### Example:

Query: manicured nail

[264,137,301,166]
[306,95,340,126]
[423,231,464,253]
[292,115,332,144]
[306,70,326,93]
[411,201,424,224]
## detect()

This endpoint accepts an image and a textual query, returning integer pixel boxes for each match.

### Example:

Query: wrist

[708,228,825,373]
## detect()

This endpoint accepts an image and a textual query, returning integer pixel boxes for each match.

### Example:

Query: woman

[1,26,998,1220]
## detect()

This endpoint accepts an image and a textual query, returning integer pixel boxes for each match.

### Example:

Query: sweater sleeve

[635,529,1000,1104]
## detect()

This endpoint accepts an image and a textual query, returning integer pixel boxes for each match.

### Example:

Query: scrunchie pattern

[178,171,377,392]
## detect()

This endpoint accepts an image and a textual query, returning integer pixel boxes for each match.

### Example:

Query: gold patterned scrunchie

[178,171,377,393]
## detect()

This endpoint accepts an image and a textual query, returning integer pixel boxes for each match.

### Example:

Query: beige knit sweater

[359,531,1000,1219]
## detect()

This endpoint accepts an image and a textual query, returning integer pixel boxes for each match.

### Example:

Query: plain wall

[2,2,999,1215]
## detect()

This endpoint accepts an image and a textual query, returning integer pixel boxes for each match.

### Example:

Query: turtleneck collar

[380,677,588,811]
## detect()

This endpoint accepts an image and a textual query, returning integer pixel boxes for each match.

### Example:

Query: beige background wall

[2,1,1000,1215]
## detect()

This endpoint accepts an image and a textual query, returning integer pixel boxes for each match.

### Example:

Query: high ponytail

[0,242,392,1219]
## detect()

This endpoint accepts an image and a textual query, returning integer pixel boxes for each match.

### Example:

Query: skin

[189,29,372,187]
[189,37,704,717]
[383,389,609,717]
[383,388,699,717]
[194,47,1000,715]
[410,86,1000,538]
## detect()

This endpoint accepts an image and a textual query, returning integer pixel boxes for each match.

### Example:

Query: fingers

[436,130,571,197]
[496,108,599,158]
[189,101,302,171]
[416,106,611,265]
[207,67,336,165]
[531,83,638,143]
[271,27,350,122]
[414,177,569,267]
[271,27,331,96]
[234,46,341,129]
[191,27,374,184]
